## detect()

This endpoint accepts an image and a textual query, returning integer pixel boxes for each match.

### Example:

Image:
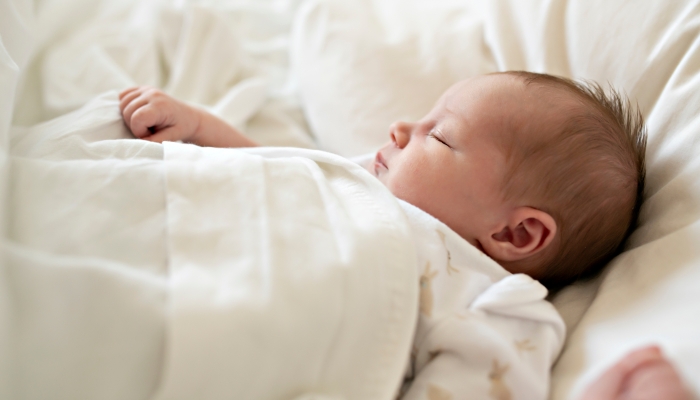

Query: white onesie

[397,200,566,400]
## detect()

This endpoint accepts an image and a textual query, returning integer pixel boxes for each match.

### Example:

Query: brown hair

[501,71,647,290]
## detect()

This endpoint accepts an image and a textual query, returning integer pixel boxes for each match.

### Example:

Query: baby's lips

[375,151,388,169]
[373,152,387,176]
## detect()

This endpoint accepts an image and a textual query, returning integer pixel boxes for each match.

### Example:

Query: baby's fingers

[119,88,143,114]
[122,97,155,134]
[129,106,166,138]
[143,126,182,143]
[119,87,140,101]
[611,346,665,379]
[577,346,664,400]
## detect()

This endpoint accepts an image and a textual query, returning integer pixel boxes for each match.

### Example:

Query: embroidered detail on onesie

[427,383,453,400]
[488,359,512,400]
[514,339,536,353]
[436,230,459,275]
[420,262,438,317]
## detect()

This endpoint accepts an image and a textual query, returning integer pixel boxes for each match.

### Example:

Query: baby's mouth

[374,151,388,175]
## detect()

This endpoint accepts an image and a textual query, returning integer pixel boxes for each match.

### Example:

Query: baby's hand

[119,87,202,143]
[578,345,693,400]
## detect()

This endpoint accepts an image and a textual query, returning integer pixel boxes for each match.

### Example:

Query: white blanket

[8,94,419,399]
[157,143,419,399]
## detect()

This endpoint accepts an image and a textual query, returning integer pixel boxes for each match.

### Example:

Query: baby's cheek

[385,161,435,206]
[386,182,412,202]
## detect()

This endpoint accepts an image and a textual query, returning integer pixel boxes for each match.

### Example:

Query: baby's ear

[479,207,557,265]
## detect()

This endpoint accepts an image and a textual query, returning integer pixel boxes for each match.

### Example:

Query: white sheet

[1,1,29,397]
[5,0,700,398]
[13,0,315,149]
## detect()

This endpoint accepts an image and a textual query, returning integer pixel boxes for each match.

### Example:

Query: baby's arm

[119,87,258,148]
[578,346,693,400]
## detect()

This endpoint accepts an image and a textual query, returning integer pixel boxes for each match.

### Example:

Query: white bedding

[8,95,167,400]
[3,0,700,399]
[157,143,419,400]
[8,93,419,399]
[5,94,563,399]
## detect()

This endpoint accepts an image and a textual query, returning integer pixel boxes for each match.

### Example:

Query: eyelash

[428,130,450,147]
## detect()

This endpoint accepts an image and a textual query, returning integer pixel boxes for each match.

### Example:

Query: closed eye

[428,130,451,148]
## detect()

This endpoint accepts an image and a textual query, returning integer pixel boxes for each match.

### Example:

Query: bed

[1,0,699,399]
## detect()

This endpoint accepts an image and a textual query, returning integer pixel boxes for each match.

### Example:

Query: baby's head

[371,72,646,289]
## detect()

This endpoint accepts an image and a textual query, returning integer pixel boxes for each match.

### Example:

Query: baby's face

[370,74,537,247]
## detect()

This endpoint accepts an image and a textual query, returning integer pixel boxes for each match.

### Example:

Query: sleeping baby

[119,72,691,399]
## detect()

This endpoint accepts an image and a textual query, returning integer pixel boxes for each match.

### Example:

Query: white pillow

[292,0,700,398]
[292,0,493,157]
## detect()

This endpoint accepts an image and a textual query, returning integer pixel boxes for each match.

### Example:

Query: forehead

[441,74,533,123]
[434,74,576,144]
[445,74,523,103]
[426,75,524,146]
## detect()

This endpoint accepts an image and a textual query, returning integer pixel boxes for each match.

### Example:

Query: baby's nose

[390,121,412,149]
